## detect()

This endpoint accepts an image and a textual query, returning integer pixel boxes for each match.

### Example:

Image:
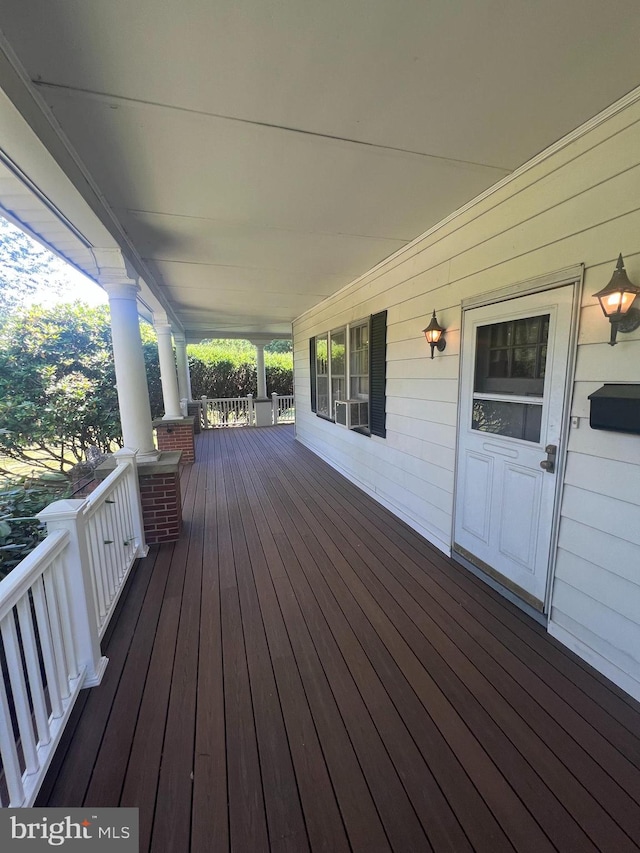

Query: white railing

[78,450,146,639]
[199,394,295,427]
[0,448,146,807]
[201,395,254,428]
[272,393,295,423]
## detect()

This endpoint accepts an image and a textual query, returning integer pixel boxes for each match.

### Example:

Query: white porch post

[174,333,192,402]
[102,280,158,460]
[254,342,267,398]
[154,315,183,420]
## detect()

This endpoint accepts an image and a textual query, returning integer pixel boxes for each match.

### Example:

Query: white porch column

[103,281,158,459]
[154,316,183,420]
[174,333,192,402]
[254,342,267,398]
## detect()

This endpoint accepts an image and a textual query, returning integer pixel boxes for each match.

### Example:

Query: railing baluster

[112,482,125,580]
[1,612,38,775]
[0,656,24,806]
[16,596,50,746]
[99,510,116,602]
[86,519,106,625]
[42,567,70,701]
[113,448,146,562]
[50,554,79,680]
[31,576,63,719]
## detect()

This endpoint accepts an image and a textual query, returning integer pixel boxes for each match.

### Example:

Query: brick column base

[139,460,182,544]
[154,416,195,462]
[187,403,202,434]
[96,450,184,545]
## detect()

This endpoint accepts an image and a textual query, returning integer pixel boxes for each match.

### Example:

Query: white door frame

[451,264,583,614]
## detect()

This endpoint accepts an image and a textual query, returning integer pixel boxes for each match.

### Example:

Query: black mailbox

[588,384,640,434]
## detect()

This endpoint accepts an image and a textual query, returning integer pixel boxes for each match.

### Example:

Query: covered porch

[37,426,640,853]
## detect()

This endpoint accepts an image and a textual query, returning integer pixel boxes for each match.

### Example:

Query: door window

[471,314,549,443]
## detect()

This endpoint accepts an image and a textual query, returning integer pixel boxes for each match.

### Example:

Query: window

[315,332,329,417]
[309,310,386,437]
[330,328,346,416]
[349,322,369,400]
[471,314,549,443]
[474,315,549,396]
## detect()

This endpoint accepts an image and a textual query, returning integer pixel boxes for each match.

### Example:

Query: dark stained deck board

[248,429,636,851]
[255,432,637,820]
[226,439,356,853]
[277,426,640,740]
[191,424,228,852]
[82,543,175,807]
[119,456,201,852]
[39,425,640,853]
[237,433,499,852]
[275,429,640,776]
[150,432,210,853]
[216,430,271,853]
[33,542,163,807]
[247,426,640,846]
[229,431,434,853]
[219,429,310,853]
[239,430,568,852]
[227,432,395,852]
[260,428,640,845]
[242,443,569,846]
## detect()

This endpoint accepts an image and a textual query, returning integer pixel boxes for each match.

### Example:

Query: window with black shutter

[310,310,386,438]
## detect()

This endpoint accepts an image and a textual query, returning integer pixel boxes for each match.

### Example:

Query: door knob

[540,444,557,473]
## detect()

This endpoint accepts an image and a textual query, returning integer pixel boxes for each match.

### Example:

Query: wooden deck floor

[38,426,640,852]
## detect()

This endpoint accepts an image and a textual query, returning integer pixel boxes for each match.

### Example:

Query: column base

[97,451,184,544]
[187,402,202,434]
[253,398,273,427]
[154,416,195,462]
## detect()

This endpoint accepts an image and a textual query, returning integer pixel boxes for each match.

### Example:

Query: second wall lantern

[592,254,640,345]
[423,310,446,359]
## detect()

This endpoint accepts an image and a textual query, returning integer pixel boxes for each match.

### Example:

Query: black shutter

[309,337,317,413]
[369,310,387,438]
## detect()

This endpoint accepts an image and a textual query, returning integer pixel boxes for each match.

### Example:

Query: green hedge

[187,343,293,398]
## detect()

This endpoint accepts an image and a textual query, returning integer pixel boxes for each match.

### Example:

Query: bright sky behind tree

[0,216,108,308]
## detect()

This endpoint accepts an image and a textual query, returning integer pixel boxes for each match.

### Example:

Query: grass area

[0,454,52,477]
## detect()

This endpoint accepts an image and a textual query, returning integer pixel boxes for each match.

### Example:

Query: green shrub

[0,473,69,578]
[187,340,293,398]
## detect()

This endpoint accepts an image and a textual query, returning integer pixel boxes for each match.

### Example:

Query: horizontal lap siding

[293,93,640,699]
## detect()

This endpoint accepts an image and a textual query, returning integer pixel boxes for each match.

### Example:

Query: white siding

[293,92,640,700]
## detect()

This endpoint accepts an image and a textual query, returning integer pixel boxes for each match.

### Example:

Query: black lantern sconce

[592,254,640,346]
[423,310,446,359]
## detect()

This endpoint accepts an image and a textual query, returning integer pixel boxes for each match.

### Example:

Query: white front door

[453,285,574,610]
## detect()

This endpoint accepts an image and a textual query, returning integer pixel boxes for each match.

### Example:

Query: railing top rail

[203,397,249,404]
[83,462,128,519]
[0,529,69,622]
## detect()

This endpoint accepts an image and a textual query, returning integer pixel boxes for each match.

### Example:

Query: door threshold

[452,548,548,627]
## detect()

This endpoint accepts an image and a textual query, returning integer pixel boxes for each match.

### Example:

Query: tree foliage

[0,218,67,316]
[0,303,162,473]
[0,307,292,477]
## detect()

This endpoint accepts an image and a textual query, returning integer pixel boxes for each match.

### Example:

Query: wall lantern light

[592,253,640,346]
[423,310,446,359]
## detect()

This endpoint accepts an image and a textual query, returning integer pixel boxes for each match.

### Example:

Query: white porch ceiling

[0,0,639,338]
